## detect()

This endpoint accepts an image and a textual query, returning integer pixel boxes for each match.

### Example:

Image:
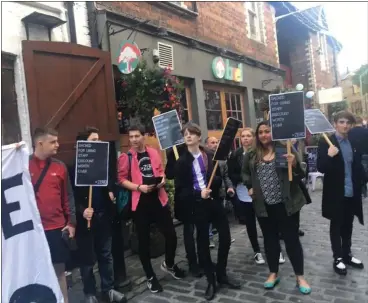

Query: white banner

[1,142,64,303]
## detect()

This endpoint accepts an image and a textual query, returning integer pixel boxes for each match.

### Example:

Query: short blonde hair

[241,127,255,137]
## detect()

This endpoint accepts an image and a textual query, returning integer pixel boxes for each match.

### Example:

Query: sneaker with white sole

[254,253,265,265]
[209,239,216,249]
[343,255,364,269]
[279,252,286,264]
[147,276,163,293]
[161,261,185,280]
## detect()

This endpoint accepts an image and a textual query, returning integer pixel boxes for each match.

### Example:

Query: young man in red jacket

[118,125,185,293]
[29,128,76,303]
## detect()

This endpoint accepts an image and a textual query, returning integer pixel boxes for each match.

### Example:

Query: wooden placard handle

[207,161,219,189]
[87,186,92,229]
[322,133,333,148]
[173,145,179,160]
[287,140,293,182]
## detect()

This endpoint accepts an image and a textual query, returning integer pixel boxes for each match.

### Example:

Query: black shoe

[298,230,305,237]
[161,261,186,279]
[101,290,127,303]
[147,276,163,293]
[217,275,241,289]
[189,263,203,278]
[333,258,347,275]
[204,279,216,301]
[84,295,98,303]
[343,255,364,269]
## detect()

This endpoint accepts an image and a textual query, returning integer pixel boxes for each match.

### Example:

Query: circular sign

[117,40,142,74]
[212,57,226,79]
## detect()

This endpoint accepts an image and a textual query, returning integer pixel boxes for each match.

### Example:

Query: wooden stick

[87,186,92,229]
[173,145,179,160]
[322,133,333,147]
[207,161,219,189]
[287,140,293,182]
[266,111,270,121]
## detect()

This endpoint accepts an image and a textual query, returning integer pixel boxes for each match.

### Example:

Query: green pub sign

[212,57,243,82]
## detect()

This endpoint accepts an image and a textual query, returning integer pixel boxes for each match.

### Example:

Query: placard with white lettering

[305,146,318,173]
[75,141,109,187]
[152,110,184,150]
[269,91,306,141]
[304,109,335,134]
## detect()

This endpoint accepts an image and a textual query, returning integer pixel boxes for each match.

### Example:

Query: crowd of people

[27,110,367,303]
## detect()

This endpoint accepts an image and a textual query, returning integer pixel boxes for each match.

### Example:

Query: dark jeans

[258,204,304,276]
[329,197,355,260]
[183,223,201,267]
[134,196,177,278]
[112,218,128,283]
[236,200,260,253]
[193,199,231,282]
[78,212,114,295]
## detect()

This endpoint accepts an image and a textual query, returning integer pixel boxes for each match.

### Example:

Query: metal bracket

[262,79,274,88]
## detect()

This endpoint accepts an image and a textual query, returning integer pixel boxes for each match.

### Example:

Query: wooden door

[22,41,119,165]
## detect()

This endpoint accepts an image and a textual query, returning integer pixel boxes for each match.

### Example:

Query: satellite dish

[296,83,304,91]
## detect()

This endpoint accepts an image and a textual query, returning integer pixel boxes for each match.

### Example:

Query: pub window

[225,92,243,121]
[180,86,192,124]
[1,52,21,145]
[204,89,223,130]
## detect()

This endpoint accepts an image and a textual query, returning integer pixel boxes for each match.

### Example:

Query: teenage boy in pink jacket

[118,125,185,293]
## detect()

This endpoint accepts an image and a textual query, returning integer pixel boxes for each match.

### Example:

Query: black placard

[269,91,306,141]
[152,110,184,150]
[304,109,335,134]
[305,146,318,173]
[75,141,109,187]
[275,147,287,168]
[214,117,242,161]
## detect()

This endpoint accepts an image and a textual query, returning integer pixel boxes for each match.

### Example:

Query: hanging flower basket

[116,60,185,134]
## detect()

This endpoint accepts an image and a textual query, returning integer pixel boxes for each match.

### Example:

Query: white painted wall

[1,1,92,148]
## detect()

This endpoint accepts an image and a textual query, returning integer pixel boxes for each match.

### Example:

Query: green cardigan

[241,146,306,218]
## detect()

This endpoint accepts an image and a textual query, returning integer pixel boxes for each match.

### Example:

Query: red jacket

[29,155,76,231]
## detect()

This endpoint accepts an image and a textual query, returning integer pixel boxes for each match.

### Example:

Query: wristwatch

[137,184,141,192]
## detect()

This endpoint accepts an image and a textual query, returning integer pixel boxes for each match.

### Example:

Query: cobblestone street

[69,190,368,303]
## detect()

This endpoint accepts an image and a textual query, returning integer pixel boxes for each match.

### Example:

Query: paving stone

[68,193,368,303]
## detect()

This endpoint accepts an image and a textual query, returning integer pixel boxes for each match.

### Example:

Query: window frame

[204,84,246,140]
[318,32,329,72]
[245,2,266,44]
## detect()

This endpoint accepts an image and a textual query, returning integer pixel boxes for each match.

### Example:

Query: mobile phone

[155,176,163,185]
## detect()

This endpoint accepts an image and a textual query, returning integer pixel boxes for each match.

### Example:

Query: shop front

[97,11,284,152]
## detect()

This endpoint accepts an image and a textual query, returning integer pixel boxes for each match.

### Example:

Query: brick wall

[96,1,279,67]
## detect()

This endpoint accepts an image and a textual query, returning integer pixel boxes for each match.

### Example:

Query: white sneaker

[279,252,286,264]
[209,239,215,248]
[254,253,265,265]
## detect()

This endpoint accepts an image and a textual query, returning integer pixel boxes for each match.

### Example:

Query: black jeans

[78,212,114,295]
[329,197,355,260]
[112,218,128,283]
[236,199,260,253]
[193,199,231,282]
[134,196,177,278]
[258,204,304,276]
[183,222,201,267]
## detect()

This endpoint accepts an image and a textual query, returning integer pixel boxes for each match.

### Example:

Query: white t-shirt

[192,153,207,191]
[236,151,252,203]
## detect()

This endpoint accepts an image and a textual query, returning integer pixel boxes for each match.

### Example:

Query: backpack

[116,152,132,221]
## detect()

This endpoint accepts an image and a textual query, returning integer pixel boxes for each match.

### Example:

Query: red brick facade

[96,1,279,67]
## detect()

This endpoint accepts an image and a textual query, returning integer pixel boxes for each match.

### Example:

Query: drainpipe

[66,2,77,43]
[332,50,339,87]
[86,1,99,48]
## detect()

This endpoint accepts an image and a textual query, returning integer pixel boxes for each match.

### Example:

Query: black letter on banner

[1,173,34,240]
[9,284,57,303]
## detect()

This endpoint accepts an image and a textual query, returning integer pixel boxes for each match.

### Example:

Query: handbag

[116,152,133,221]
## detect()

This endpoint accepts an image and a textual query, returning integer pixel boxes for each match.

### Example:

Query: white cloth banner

[1,142,64,303]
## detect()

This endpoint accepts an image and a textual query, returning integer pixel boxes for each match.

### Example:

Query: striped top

[192,152,207,191]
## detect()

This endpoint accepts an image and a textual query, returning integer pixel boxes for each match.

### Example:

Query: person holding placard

[69,127,127,303]
[228,128,268,265]
[242,121,311,294]
[29,127,77,303]
[174,123,241,301]
[118,125,185,294]
[317,111,365,276]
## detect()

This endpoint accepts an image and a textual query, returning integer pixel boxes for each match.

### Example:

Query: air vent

[158,42,174,70]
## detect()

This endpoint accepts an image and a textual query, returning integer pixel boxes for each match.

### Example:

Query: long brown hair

[254,121,275,163]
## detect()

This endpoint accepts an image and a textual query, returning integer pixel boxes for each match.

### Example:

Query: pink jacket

[118,146,168,211]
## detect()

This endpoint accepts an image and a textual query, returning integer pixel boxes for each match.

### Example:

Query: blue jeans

[79,212,114,295]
